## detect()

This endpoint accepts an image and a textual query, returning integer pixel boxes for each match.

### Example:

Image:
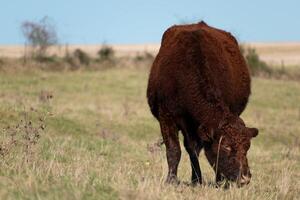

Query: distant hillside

[1,42,300,66]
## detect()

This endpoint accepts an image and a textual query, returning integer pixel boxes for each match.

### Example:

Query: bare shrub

[21,16,58,58]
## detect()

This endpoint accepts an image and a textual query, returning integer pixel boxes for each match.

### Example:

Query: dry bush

[0,58,4,72]
[133,51,155,68]
[95,45,118,69]
[0,108,47,163]
[240,45,272,76]
[0,57,4,65]
[63,53,80,70]
[73,48,91,65]
[134,51,154,62]
[97,45,115,61]
[240,45,300,81]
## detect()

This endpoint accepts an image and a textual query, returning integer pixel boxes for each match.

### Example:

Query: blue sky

[1,0,300,44]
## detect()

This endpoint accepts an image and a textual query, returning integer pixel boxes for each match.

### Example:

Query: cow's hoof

[165,176,180,185]
[191,178,202,186]
[190,181,202,187]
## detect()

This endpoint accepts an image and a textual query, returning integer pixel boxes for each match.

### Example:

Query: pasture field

[0,67,299,200]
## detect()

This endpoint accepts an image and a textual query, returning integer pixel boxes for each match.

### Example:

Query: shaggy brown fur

[147,21,258,186]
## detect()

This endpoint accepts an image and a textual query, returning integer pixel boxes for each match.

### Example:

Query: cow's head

[198,116,258,186]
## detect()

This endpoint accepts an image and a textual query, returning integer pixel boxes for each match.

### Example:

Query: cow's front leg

[183,136,202,185]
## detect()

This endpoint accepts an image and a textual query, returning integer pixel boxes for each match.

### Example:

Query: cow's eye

[223,146,231,152]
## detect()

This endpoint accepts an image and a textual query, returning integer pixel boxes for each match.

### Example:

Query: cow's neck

[195,100,234,130]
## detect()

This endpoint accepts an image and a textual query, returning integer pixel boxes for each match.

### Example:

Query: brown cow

[147,21,258,186]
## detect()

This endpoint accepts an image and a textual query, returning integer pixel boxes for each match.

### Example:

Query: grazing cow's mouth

[217,173,251,187]
[238,175,251,186]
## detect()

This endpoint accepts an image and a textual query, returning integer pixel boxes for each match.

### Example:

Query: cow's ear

[198,126,214,142]
[248,127,259,138]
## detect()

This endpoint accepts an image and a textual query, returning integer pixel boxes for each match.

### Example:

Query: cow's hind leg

[159,112,181,184]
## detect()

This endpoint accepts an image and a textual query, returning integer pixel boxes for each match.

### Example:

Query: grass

[0,67,299,200]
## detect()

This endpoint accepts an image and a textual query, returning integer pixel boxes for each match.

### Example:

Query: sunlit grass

[0,68,299,199]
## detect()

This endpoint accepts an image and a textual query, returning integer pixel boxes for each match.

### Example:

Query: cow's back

[195,22,251,114]
[147,22,251,120]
